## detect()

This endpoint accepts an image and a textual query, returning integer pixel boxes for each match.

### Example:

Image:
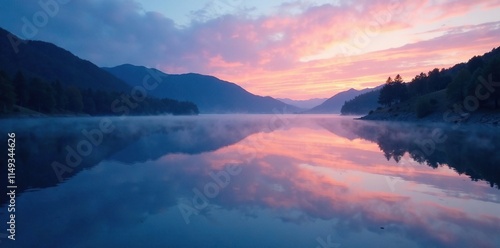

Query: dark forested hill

[362,46,500,122]
[340,89,382,115]
[0,27,130,92]
[0,27,198,116]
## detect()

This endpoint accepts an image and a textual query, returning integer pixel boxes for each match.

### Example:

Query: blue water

[1,115,499,248]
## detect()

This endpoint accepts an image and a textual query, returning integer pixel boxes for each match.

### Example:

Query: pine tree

[378,75,408,107]
[447,69,471,103]
[378,77,394,107]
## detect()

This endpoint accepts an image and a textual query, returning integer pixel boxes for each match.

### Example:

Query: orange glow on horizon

[210,41,500,100]
[157,2,500,100]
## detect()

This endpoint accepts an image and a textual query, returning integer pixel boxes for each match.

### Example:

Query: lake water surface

[1,115,499,248]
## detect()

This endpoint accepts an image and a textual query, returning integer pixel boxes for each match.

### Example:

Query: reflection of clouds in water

[1,116,500,247]
[338,119,500,188]
[115,129,500,246]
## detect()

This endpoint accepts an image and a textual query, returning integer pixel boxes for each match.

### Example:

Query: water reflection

[331,119,500,188]
[0,115,499,248]
[0,116,272,205]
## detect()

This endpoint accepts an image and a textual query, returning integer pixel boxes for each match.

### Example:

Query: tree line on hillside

[340,47,500,116]
[0,71,199,116]
[346,47,500,117]
[377,68,456,108]
[340,89,381,115]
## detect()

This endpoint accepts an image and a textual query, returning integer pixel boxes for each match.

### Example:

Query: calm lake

[1,115,499,248]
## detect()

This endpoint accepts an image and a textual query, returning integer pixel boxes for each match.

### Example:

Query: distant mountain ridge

[277,98,327,110]
[0,27,130,92]
[305,86,381,114]
[104,64,300,114]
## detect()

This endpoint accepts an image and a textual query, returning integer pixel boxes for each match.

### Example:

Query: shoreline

[359,109,500,127]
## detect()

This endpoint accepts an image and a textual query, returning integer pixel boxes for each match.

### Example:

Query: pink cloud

[2,0,499,99]
[425,0,500,21]
[171,1,499,99]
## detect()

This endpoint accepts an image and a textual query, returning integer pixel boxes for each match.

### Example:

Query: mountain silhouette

[0,27,130,92]
[104,64,300,113]
[305,86,381,114]
[277,98,327,110]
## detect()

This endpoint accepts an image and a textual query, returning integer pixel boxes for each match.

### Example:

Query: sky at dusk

[1,0,500,99]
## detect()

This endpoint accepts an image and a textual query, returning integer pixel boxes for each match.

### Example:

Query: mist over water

[1,115,499,247]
